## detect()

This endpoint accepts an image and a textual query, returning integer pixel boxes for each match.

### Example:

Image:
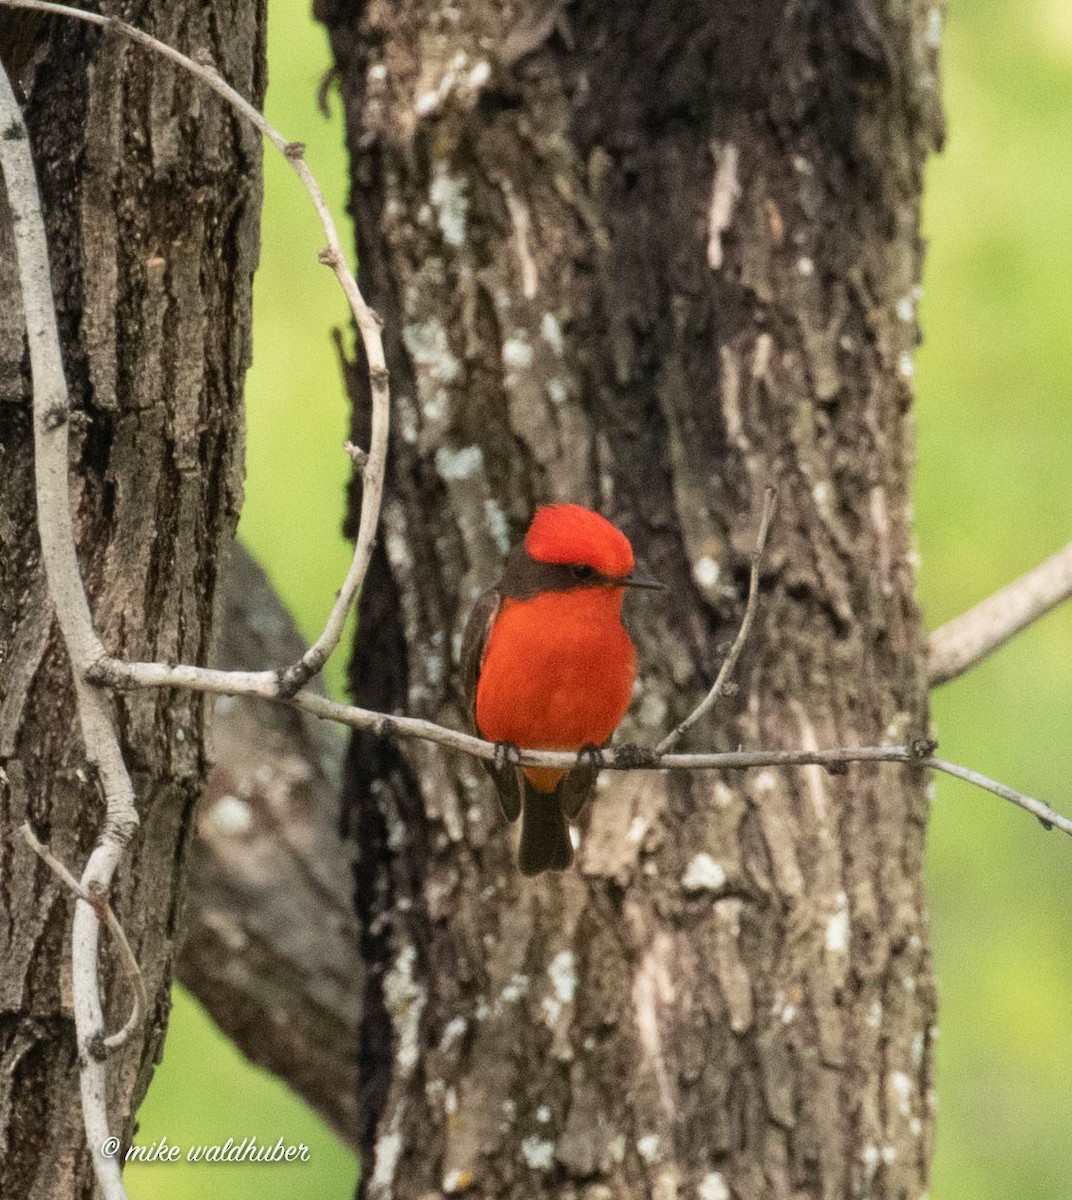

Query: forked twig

[655,486,778,755]
[19,825,147,1053]
[0,0,390,695]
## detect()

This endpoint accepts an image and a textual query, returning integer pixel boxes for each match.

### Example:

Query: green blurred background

[127,0,1072,1196]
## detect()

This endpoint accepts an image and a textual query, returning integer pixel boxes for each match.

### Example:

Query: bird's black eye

[571,564,596,581]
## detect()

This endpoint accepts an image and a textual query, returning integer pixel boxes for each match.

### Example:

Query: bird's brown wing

[460,587,522,823]
[460,587,500,723]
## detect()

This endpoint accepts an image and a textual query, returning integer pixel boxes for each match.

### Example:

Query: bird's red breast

[475,575,638,792]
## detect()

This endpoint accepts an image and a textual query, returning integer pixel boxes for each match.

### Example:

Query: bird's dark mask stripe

[499,544,663,600]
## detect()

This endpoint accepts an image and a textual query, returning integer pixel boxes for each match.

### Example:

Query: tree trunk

[319,1,944,1196]
[0,4,264,1195]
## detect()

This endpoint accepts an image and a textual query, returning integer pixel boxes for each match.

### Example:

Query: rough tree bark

[0,4,264,1195]
[319,1,944,1198]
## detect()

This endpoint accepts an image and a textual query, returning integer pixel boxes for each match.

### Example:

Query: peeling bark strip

[319,1,943,1197]
[0,4,264,1196]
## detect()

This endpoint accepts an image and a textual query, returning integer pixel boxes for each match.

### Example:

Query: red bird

[461,504,663,875]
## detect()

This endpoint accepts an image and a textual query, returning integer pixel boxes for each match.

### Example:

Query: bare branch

[928,539,1072,686]
[655,486,778,754]
[0,0,391,697]
[86,656,1072,842]
[926,757,1070,835]
[0,56,136,1200]
[19,825,147,1053]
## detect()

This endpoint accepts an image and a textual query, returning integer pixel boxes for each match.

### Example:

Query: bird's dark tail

[518,779,572,875]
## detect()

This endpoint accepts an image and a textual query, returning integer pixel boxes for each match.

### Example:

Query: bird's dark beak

[621,572,666,591]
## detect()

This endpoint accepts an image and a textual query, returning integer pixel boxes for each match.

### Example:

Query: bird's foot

[493,740,523,772]
[576,743,607,771]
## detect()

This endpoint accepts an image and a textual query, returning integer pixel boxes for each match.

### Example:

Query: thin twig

[0,0,390,696]
[88,657,1072,841]
[655,486,778,755]
[0,60,135,1200]
[928,539,1072,686]
[19,825,147,1052]
[926,758,1071,836]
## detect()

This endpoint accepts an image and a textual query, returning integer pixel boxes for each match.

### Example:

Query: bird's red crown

[524,504,635,578]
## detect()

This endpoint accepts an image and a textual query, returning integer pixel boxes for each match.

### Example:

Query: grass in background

[131,0,1072,1197]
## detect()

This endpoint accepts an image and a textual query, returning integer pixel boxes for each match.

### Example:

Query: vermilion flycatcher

[462,504,663,875]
